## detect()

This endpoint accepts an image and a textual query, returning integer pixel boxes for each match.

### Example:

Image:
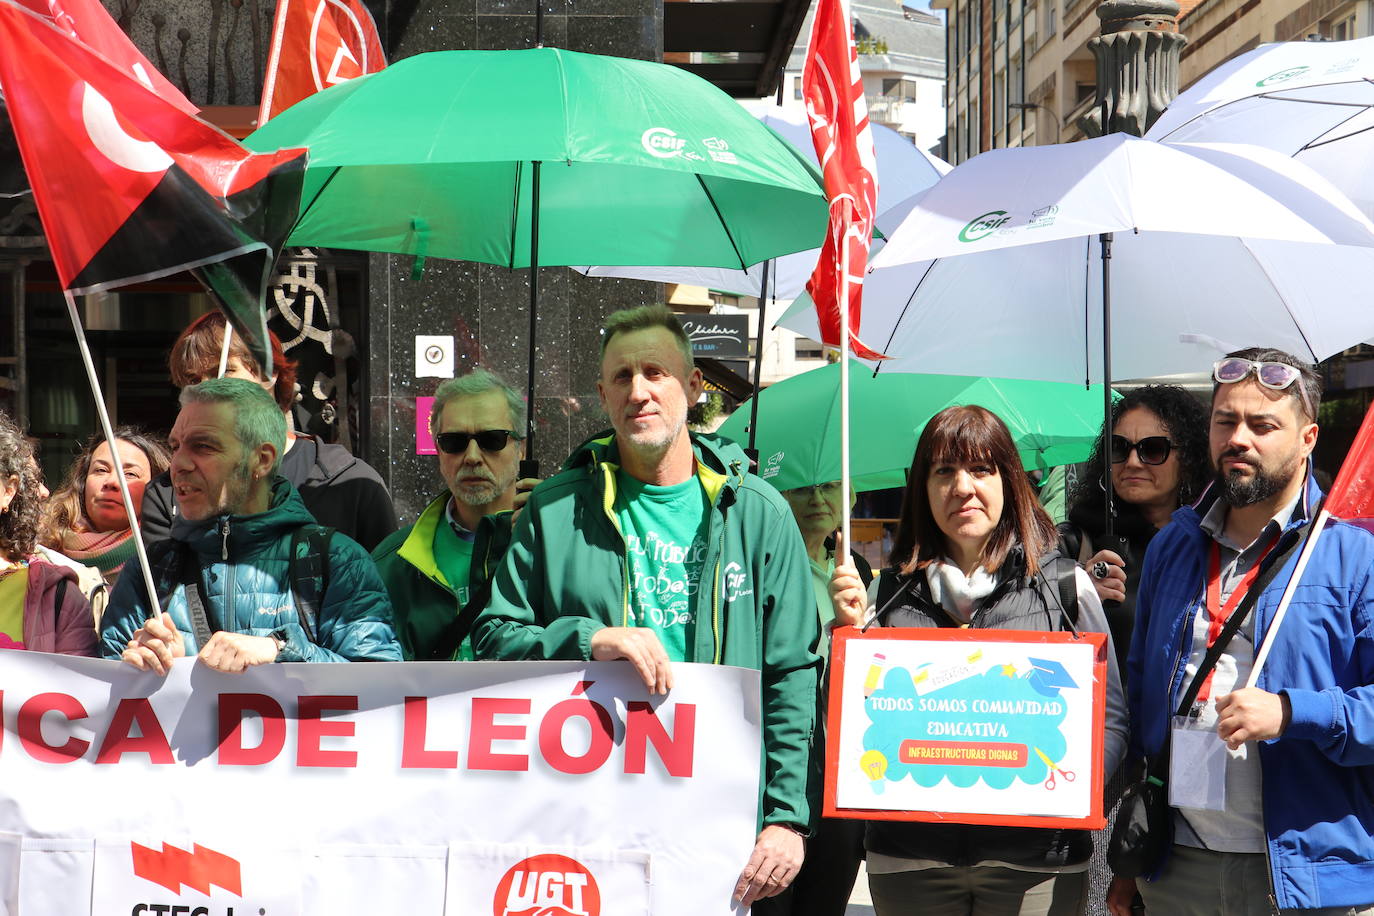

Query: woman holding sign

[830,405,1127,916]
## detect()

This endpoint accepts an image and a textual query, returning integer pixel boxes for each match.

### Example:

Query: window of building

[1328,12,1356,40]
[1044,0,1057,38]
[794,76,803,100]
[882,78,919,102]
[994,70,1006,137]
[795,339,824,360]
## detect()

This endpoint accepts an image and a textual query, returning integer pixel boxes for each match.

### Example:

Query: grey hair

[599,304,695,373]
[429,368,527,436]
[179,378,287,474]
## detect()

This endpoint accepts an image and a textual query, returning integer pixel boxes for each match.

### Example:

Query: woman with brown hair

[40,427,170,588]
[0,411,97,655]
[830,405,1127,916]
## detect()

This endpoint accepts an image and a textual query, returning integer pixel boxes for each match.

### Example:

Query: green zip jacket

[472,431,821,831]
[371,492,513,661]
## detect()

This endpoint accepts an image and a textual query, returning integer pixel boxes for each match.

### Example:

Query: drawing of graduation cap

[1026,658,1077,697]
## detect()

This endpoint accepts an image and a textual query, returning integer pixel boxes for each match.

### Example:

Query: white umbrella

[575,103,949,298]
[1146,36,1374,219]
[778,134,1374,384]
[777,134,1374,531]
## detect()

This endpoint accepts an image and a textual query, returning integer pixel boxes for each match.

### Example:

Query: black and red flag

[0,0,306,366]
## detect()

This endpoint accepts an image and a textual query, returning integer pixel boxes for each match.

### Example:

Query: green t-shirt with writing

[615,470,709,662]
[432,510,475,661]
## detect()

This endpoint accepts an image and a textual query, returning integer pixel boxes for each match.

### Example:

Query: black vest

[865,547,1092,868]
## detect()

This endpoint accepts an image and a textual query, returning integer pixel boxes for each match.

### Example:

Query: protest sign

[825,627,1107,829]
[0,653,760,914]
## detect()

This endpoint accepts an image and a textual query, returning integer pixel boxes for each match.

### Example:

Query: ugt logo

[1255,65,1310,87]
[131,841,242,896]
[494,854,600,916]
[958,210,1011,243]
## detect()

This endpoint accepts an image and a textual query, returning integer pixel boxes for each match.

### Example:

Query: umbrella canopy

[716,362,1113,492]
[244,48,829,269]
[1147,36,1374,219]
[576,104,950,297]
[778,134,1374,384]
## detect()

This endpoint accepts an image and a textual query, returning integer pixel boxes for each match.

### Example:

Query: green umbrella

[717,362,1117,493]
[245,47,828,468]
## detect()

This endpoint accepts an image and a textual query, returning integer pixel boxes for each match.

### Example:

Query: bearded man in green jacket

[473,305,821,909]
[372,368,534,660]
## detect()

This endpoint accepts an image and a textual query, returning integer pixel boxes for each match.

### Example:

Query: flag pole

[839,214,852,555]
[1247,508,1327,686]
[218,324,234,377]
[62,290,162,617]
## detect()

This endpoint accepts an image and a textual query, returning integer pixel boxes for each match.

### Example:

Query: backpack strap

[289,525,334,645]
[176,543,219,648]
[1035,555,1080,635]
[52,575,68,619]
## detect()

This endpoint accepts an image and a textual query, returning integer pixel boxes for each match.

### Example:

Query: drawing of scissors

[1034,747,1076,790]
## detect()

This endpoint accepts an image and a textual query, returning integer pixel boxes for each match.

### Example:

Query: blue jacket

[1129,474,1374,909]
[101,478,401,663]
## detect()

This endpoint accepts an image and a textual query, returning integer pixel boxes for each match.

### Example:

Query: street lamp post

[1009,101,1062,144]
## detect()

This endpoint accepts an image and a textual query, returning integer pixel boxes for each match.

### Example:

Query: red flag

[801,0,884,360]
[258,0,385,124]
[0,0,306,367]
[1322,401,1374,519]
[11,0,197,114]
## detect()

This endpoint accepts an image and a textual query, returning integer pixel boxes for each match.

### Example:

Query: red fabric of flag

[801,0,884,360]
[258,0,386,124]
[1323,401,1374,519]
[0,0,307,367]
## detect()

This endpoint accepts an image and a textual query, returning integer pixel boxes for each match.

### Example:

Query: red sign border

[824,626,1108,830]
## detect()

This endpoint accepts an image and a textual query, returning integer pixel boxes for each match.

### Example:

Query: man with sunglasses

[371,368,537,660]
[473,305,820,910]
[1110,348,1374,916]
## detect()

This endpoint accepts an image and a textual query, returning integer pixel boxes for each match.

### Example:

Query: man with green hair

[102,377,400,671]
[474,304,821,908]
[372,367,537,660]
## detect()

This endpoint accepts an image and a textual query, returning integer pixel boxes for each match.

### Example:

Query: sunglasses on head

[1213,356,1315,419]
[1111,435,1174,466]
[435,429,517,454]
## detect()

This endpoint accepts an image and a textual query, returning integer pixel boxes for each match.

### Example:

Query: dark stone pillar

[369,0,665,522]
[1080,0,1186,138]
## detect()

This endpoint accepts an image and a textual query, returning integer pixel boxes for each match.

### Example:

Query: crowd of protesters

[2,304,1371,916]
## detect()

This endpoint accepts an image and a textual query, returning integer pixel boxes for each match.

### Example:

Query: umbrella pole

[840,227,852,557]
[1100,231,1115,539]
[746,258,772,465]
[521,161,542,480]
[62,290,163,618]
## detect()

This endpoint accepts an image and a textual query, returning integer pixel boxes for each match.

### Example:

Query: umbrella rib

[695,174,747,270]
[1154,80,1373,141]
[1238,238,1319,363]
[872,259,938,379]
[510,160,524,270]
[298,166,342,223]
[1301,114,1374,152]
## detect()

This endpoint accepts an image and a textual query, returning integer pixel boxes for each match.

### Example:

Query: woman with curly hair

[40,427,170,587]
[0,412,97,655]
[1059,385,1209,674]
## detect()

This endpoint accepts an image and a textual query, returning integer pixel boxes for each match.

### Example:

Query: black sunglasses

[435,430,517,454]
[1111,435,1173,466]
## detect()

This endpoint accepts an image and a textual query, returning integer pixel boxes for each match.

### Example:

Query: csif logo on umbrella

[958,210,1012,243]
[642,127,687,159]
[1255,65,1310,87]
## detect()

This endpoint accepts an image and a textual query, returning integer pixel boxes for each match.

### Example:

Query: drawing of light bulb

[860,749,888,795]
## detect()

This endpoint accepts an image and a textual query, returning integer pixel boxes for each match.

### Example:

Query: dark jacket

[140,434,397,552]
[864,547,1127,869]
[473,431,822,832]
[1058,492,1161,674]
[1130,475,1374,908]
[102,478,401,662]
[19,558,98,656]
[371,492,514,660]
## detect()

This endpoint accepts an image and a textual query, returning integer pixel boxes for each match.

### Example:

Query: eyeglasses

[783,482,844,498]
[434,430,517,454]
[1111,435,1174,466]
[1213,357,1315,418]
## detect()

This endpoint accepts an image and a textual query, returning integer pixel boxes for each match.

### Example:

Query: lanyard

[1196,537,1276,705]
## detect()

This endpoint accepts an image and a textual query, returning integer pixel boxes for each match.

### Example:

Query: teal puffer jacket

[101,478,400,662]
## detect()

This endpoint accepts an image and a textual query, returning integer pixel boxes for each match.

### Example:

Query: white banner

[0,653,762,915]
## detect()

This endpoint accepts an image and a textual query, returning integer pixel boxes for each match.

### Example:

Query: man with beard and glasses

[473,305,821,910]
[101,378,400,672]
[372,368,537,660]
[1108,347,1374,916]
